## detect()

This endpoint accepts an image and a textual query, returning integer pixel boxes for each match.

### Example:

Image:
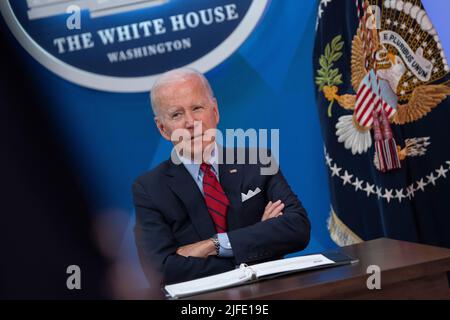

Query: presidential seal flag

[314,0,450,248]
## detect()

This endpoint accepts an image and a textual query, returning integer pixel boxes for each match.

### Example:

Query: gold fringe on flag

[327,207,363,246]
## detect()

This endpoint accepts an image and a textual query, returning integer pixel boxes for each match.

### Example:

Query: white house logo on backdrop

[0,0,269,92]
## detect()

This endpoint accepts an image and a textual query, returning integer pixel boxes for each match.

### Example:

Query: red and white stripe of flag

[355,83,396,128]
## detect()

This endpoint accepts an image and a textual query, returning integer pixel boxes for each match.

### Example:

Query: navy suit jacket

[132,148,311,285]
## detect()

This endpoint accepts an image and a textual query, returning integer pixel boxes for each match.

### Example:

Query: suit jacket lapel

[166,160,216,240]
[219,148,244,231]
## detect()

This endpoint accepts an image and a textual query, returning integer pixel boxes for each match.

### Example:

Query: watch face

[1,0,270,92]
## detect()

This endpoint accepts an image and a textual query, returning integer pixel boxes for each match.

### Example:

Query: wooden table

[187,238,450,299]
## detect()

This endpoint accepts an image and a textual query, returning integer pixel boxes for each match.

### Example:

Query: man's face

[154,75,219,159]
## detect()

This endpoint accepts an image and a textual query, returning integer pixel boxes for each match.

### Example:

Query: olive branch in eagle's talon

[316,35,344,118]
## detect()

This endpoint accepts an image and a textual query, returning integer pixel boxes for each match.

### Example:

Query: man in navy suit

[133,68,310,285]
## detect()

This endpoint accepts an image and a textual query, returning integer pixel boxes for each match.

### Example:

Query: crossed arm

[133,169,310,284]
[176,200,286,258]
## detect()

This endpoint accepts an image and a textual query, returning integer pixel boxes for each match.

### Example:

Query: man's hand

[261,200,284,221]
[176,239,217,258]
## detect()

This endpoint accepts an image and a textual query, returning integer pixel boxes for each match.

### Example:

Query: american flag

[354,70,396,128]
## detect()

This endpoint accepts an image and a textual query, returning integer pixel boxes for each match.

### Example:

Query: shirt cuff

[217,233,234,258]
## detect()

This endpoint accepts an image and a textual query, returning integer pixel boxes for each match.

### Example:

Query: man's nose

[184,112,196,128]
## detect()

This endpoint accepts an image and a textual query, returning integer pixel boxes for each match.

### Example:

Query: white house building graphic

[27,0,168,20]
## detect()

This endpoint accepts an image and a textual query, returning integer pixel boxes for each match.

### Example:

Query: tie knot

[200,163,212,174]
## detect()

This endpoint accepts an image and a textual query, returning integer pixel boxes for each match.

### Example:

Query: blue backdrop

[3,0,448,285]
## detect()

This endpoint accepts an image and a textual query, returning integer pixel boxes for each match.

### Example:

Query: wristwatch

[210,234,220,256]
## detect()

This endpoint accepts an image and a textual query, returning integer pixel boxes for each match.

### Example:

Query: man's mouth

[191,134,203,141]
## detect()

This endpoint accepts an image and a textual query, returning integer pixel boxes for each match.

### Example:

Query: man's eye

[193,106,204,111]
[172,113,181,119]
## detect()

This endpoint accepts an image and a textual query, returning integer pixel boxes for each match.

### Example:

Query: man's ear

[155,117,171,141]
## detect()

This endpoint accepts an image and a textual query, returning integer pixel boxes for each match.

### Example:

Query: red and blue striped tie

[200,163,229,233]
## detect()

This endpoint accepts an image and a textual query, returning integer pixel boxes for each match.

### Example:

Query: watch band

[210,235,220,256]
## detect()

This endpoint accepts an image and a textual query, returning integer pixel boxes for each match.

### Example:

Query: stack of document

[27,0,168,20]
[164,253,357,299]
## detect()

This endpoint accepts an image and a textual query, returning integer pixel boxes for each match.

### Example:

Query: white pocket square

[241,187,262,202]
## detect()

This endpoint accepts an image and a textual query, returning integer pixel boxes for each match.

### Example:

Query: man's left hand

[176,239,217,258]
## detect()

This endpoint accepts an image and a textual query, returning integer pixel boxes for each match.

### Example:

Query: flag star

[330,163,342,177]
[422,42,428,47]
[426,173,437,186]
[386,19,391,25]
[321,0,332,7]
[318,6,324,18]
[433,67,439,74]
[395,189,406,203]
[403,82,408,88]
[394,21,399,27]
[431,58,436,64]
[447,161,450,169]
[416,35,421,41]
[340,171,354,186]
[325,154,332,167]
[383,189,394,203]
[401,23,406,30]
[353,178,364,192]
[413,78,418,84]
[436,166,449,178]
[427,49,433,56]
[406,184,415,200]
[364,183,376,197]
[410,184,416,198]
[400,90,406,95]
[407,71,412,77]
[406,188,411,199]
[376,186,383,199]
[409,28,414,34]
[416,178,427,192]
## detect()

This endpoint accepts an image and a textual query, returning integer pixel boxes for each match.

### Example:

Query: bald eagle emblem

[316,0,450,166]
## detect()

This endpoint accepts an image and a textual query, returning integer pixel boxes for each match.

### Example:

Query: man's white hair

[150,68,214,116]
